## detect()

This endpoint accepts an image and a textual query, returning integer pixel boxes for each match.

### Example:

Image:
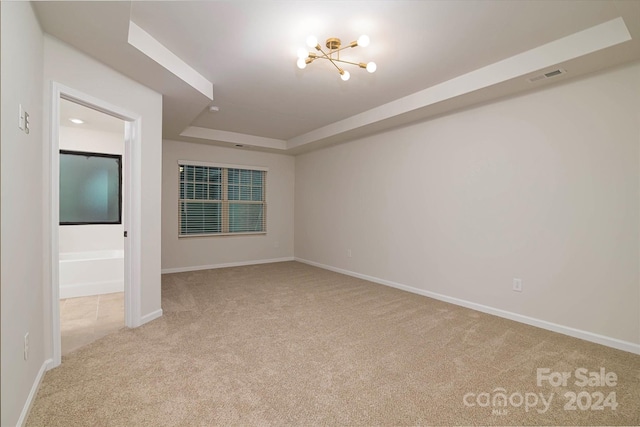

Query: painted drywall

[162,140,295,271]
[0,2,46,426]
[295,61,640,347]
[43,35,163,340]
[59,125,125,254]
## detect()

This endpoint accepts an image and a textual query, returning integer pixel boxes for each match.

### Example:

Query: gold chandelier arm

[312,57,347,74]
[317,57,367,68]
[313,46,334,62]
[333,42,359,55]
[311,47,344,73]
[327,58,343,73]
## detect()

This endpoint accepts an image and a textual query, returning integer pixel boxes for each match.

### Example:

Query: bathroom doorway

[58,98,126,355]
[49,82,143,368]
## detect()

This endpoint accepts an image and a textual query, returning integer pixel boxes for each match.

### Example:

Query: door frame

[49,82,143,367]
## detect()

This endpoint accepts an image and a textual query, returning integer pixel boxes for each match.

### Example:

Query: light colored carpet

[27,261,639,426]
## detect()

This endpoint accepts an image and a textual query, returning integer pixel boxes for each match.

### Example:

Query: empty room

[1,1,639,426]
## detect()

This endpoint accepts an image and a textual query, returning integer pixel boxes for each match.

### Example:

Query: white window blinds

[178,162,266,236]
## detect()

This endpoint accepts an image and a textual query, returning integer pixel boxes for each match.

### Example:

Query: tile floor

[60,292,124,356]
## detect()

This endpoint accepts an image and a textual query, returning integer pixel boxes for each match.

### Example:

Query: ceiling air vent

[528,69,566,83]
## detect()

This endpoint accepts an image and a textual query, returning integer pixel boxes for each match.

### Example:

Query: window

[60,150,122,225]
[178,161,266,236]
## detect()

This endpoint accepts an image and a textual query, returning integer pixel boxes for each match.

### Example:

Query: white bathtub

[59,250,124,299]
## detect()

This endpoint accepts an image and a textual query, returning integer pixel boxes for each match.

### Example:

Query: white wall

[0,2,46,425]
[295,62,640,349]
[59,125,125,254]
[43,35,163,338]
[60,124,124,153]
[162,140,295,271]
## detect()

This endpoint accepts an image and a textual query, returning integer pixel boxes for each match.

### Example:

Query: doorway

[58,99,126,355]
[50,83,143,367]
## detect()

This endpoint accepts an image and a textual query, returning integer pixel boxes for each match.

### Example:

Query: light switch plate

[18,104,29,134]
[18,104,24,130]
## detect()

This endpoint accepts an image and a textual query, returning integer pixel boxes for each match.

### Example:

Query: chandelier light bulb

[340,70,351,81]
[366,62,377,73]
[357,35,370,47]
[296,58,307,69]
[306,35,318,48]
[297,48,309,59]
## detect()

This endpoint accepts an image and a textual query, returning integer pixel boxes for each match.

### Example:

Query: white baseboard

[161,257,295,274]
[18,358,52,427]
[140,308,163,325]
[59,280,124,299]
[295,258,640,355]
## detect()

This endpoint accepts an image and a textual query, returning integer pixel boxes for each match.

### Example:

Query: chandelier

[296,35,377,81]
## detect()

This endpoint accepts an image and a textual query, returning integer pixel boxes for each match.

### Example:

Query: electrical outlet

[24,333,29,360]
[513,278,522,292]
[347,249,352,258]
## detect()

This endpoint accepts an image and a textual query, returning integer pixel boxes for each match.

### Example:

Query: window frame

[178,160,267,237]
[59,149,123,226]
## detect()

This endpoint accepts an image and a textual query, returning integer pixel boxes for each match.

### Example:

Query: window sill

[178,232,267,238]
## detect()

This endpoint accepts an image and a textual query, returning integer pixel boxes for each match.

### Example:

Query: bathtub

[59,250,124,299]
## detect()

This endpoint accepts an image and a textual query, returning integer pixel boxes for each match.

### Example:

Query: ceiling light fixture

[69,118,84,124]
[296,35,376,81]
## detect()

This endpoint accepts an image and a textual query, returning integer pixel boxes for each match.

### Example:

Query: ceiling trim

[128,21,213,100]
[180,126,287,150]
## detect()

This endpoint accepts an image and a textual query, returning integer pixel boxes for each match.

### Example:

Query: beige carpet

[27,261,639,426]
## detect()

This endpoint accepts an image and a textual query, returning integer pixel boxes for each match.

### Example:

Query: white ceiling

[60,98,124,134]
[34,1,640,155]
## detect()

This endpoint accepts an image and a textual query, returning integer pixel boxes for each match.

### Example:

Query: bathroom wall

[58,124,125,254]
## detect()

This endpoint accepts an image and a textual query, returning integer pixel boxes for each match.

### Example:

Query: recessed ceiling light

[69,118,84,124]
